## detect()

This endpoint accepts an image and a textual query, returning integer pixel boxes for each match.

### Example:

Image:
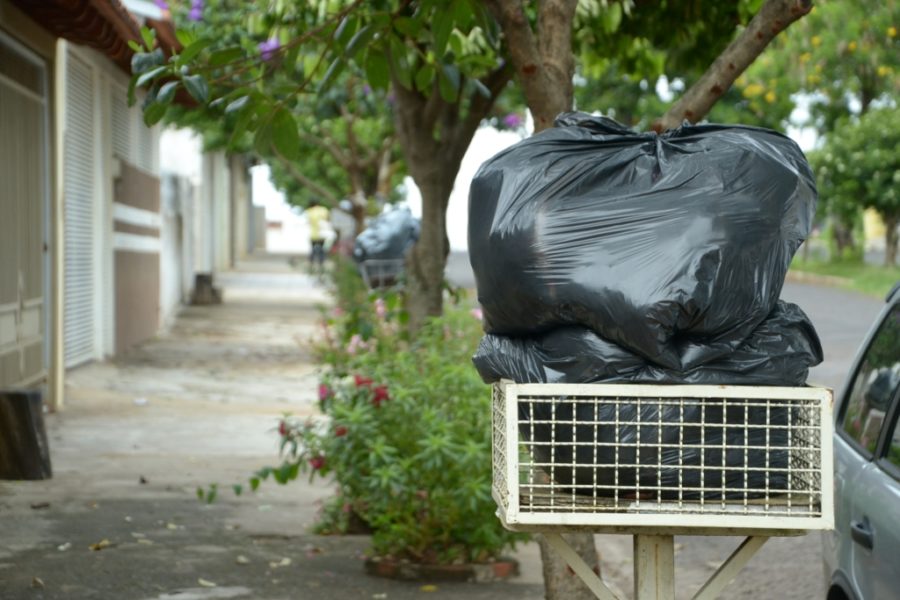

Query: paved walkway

[0,255,544,600]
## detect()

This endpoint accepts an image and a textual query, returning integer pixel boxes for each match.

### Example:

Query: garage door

[0,33,49,387]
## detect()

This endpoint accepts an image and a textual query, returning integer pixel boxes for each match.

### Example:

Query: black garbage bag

[353,207,420,263]
[468,113,817,370]
[473,301,823,387]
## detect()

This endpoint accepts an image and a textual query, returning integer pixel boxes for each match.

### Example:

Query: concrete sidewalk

[0,256,546,600]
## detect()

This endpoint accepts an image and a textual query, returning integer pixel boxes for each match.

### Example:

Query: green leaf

[140,26,156,51]
[415,64,436,92]
[209,46,244,67]
[603,4,623,33]
[334,16,358,44]
[365,52,390,90]
[345,25,374,59]
[143,102,167,127]
[175,28,196,48]
[318,57,345,93]
[249,477,260,491]
[177,38,215,67]
[438,64,460,102]
[225,95,251,115]
[206,486,218,504]
[127,77,137,107]
[183,74,209,103]
[393,17,420,37]
[232,484,243,496]
[157,80,179,105]
[196,486,204,501]
[131,49,165,75]
[127,40,142,52]
[272,108,300,160]
[433,13,454,58]
[253,118,274,156]
[470,78,491,98]
[135,66,167,89]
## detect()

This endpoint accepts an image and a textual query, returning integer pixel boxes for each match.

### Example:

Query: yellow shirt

[306,206,330,240]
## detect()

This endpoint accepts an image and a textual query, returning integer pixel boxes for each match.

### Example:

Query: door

[62,53,97,367]
[0,32,49,388]
[831,302,900,599]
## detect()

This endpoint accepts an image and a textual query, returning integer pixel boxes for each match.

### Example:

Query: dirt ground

[3,254,878,599]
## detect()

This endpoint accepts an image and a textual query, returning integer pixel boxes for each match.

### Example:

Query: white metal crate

[359,259,404,289]
[492,382,833,534]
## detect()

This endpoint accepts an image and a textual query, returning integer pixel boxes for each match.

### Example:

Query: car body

[822,283,900,600]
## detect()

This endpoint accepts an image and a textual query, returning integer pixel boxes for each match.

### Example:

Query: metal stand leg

[691,536,768,600]
[543,533,620,600]
[542,533,770,600]
[634,534,675,600]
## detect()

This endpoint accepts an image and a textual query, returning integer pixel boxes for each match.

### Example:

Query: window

[841,305,900,454]
[888,411,900,469]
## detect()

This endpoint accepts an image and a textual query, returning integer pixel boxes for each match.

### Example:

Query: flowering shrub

[208,257,524,564]
[266,258,525,564]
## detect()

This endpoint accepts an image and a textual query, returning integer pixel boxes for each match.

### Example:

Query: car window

[888,411,900,469]
[841,304,900,454]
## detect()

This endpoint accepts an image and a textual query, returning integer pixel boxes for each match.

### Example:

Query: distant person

[306,200,330,274]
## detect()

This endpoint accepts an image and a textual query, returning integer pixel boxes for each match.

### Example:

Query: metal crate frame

[359,258,404,290]
[492,381,834,535]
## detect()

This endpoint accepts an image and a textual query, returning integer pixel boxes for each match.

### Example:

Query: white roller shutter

[63,54,97,367]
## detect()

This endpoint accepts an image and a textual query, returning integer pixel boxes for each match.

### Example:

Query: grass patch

[790,257,900,298]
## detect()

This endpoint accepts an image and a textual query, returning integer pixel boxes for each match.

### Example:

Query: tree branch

[299,130,351,169]
[458,63,515,146]
[656,0,813,131]
[271,146,339,205]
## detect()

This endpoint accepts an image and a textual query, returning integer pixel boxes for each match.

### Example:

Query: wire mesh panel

[492,382,833,532]
[359,259,404,290]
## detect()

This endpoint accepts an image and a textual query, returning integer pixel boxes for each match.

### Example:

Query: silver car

[822,284,900,600]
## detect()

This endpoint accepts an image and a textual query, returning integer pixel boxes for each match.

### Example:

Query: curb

[785,269,852,288]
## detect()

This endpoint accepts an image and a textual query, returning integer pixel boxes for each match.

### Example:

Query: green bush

[261,262,526,564]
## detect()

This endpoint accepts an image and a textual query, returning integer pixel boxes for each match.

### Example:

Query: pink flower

[334,425,348,437]
[347,333,362,355]
[354,374,374,387]
[374,298,387,319]
[318,384,333,401]
[470,307,483,321]
[309,455,326,470]
[372,385,390,407]
[333,307,345,317]
[278,421,288,437]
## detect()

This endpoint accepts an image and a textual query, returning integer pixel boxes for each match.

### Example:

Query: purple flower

[362,84,372,95]
[258,38,280,61]
[188,0,203,21]
[502,113,523,129]
[153,0,169,10]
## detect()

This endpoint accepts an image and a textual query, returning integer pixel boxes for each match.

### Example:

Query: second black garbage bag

[468,113,818,371]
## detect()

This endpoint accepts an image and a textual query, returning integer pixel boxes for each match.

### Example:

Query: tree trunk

[657,0,813,130]
[485,0,577,132]
[832,218,856,259]
[0,389,52,480]
[390,61,512,331]
[884,215,898,267]
[405,172,454,331]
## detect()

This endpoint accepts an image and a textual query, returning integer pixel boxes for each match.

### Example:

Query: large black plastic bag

[468,113,817,370]
[474,301,823,386]
[353,207,420,263]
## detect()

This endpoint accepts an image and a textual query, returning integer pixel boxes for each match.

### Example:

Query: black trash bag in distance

[473,301,823,387]
[468,113,817,370]
[353,207,420,263]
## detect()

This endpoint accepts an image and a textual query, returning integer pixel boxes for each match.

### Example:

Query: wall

[112,162,160,353]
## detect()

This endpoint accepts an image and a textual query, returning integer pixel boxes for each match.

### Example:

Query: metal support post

[633,534,676,600]
[691,536,768,600]
[543,533,620,600]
